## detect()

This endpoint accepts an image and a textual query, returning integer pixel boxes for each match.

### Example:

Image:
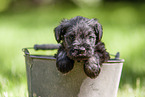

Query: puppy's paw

[84,58,101,79]
[56,57,74,74]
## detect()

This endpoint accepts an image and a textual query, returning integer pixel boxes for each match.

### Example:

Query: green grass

[0,2,145,97]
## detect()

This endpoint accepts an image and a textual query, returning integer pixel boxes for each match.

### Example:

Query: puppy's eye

[69,36,74,40]
[89,36,94,39]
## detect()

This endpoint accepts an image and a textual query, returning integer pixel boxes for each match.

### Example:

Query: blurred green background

[0,0,145,97]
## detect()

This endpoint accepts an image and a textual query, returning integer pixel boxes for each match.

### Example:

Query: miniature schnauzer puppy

[54,16,110,78]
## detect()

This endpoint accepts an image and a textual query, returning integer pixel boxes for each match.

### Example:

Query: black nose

[74,47,86,54]
[78,49,85,54]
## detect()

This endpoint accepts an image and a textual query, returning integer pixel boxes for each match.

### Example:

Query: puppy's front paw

[56,57,74,74]
[84,57,101,79]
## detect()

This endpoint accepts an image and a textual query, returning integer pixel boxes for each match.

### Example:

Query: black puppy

[54,16,110,78]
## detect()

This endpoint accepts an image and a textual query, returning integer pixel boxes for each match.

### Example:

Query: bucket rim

[23,48,124,63]
[28,55,124,63]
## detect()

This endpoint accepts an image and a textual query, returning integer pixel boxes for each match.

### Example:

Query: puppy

[54,16,110,78]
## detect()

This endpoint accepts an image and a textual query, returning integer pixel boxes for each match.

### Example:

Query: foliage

[0,0,11,12]
[0,2,145,97]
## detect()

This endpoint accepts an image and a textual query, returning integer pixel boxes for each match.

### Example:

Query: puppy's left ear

[89,19,103,42]
[54,25,63,43]
[54,19,70,43]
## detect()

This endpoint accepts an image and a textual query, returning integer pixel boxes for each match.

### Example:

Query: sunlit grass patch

[0,79,28,97]
[118,78,145,97]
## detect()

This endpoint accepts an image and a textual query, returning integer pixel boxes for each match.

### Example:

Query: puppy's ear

[89,19,103,42]
[54,25,63,43]
[54,19,70,43]
[94,20,103,42]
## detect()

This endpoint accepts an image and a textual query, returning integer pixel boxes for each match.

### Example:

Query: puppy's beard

[66,49,93,61]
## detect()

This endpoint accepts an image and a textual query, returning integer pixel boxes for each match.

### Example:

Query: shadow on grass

[120,48,145,88]
[120,65,145,88]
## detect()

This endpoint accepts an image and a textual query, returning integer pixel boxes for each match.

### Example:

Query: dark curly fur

[54,16,110,78]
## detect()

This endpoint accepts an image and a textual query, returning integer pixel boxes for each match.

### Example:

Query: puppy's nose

[78,49,85,54]
[78,47,86,54]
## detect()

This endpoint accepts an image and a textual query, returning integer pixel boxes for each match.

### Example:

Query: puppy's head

[54,16,103,60]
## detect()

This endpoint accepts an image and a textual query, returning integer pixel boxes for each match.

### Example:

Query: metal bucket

[23,45,124,97]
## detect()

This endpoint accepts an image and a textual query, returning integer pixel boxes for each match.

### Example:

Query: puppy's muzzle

[73,47,86,56]
[70,46,91,60]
